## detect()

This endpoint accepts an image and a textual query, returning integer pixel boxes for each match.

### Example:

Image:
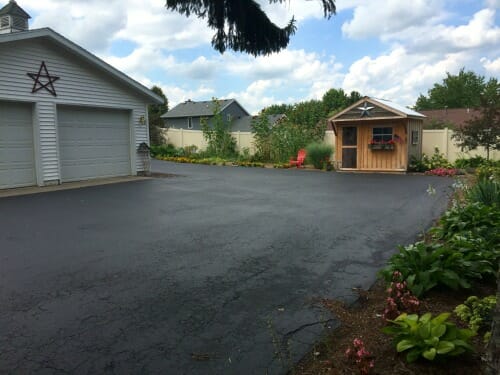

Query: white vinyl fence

[162,128,498,162]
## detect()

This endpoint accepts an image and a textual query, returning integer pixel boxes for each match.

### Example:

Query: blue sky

[17,0,500,113]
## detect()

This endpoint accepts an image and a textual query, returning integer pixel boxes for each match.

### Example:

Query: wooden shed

[328,97,425,173]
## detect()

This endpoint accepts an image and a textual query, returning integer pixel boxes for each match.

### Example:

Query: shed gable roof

[329,97,425,122]
[161,99,250,119]
[0,27,163,104]
[0,0,31,18]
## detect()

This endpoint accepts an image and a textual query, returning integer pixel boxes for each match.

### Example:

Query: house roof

[0,0,31,19]
[161,99,250,118]
[0,27,163,104]
[231,114,285,131]
[419,108,479,128]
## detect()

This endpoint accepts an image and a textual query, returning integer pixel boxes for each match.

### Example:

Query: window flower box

[368,143,395,150]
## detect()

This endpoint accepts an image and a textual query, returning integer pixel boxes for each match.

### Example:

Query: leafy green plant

[466,177,500,206]
[432,202,500,246]
[383,313,475,362]
[305,142,333,169]
[379,242,473,297]
[454,156,489,169]
[380,237,498,298]
[149,143,177,157]
[455,295,497,334]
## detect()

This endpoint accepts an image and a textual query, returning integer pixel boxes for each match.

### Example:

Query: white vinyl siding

[0,37,150,184]
[0,101,35,188]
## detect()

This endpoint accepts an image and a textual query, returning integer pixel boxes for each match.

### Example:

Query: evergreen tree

[165,0,336,56]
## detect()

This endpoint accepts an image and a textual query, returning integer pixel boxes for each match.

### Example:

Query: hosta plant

[379,242,472,297]
[383,313,475,363]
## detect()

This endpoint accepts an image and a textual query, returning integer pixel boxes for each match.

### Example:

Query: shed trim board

[0,27,161,189]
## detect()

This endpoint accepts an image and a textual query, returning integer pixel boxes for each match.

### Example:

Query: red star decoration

[27,61,60,97]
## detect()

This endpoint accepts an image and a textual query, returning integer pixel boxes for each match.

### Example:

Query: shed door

[341,126,357,168]
[0,101,36,189]
[58,106,131,182]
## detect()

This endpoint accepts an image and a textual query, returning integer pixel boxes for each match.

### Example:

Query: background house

[329,97,425,172]
[160,99,285,153]
[0,1,162,190]
[161,99,250,131]
[419,108,480,129]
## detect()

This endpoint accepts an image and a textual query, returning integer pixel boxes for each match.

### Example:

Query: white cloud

[481,57,500,74]
[25,0,126,52]
[227,79,284,115]
[342,47,470,106]
[342,0,444,39]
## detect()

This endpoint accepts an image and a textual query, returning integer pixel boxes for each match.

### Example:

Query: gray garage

[0,1,162,189]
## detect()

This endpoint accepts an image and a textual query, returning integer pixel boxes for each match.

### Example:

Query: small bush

[305,142,333,169]
[455,295,497,334]
[477,165,500,182]
[409,148,452,172]
[150,143,177,157]
[345,338,374,374]
[454,156,488,169]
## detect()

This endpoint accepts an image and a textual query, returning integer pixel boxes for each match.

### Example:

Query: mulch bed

[293,278,496,375]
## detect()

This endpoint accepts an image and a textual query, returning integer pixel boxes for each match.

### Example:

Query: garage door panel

[58,106,131,182]
[0,101,36,189]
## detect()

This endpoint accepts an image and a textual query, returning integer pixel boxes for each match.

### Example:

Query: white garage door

[58,106,131,182]
[0,101,36,189]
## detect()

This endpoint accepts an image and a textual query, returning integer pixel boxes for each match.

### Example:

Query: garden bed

[294,279,496,374]
[294,171,499,375]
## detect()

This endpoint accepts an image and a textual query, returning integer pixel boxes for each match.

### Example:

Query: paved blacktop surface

[0,160,452,374]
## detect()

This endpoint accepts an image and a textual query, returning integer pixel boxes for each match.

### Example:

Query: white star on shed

[357,102,375,117]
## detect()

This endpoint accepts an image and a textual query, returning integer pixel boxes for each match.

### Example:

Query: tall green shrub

[201,99,237,158]
[251,114,272,161]
[305,142,333,169]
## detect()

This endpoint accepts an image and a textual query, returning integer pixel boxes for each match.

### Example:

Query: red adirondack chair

[290,149,306,168]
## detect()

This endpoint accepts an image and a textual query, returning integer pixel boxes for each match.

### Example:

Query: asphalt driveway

[0,160,452,374]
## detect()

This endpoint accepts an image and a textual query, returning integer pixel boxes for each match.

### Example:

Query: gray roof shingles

[161,99,235,118]
[0,1,31,18]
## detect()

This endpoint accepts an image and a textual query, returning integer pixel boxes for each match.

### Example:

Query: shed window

[411,130,419,145]
[372,127,393,143]
[187,117,193,129]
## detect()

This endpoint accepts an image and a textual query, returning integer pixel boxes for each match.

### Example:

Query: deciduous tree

[148,86,169,145]
[415,69,489,110]
[452,79,500,160]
